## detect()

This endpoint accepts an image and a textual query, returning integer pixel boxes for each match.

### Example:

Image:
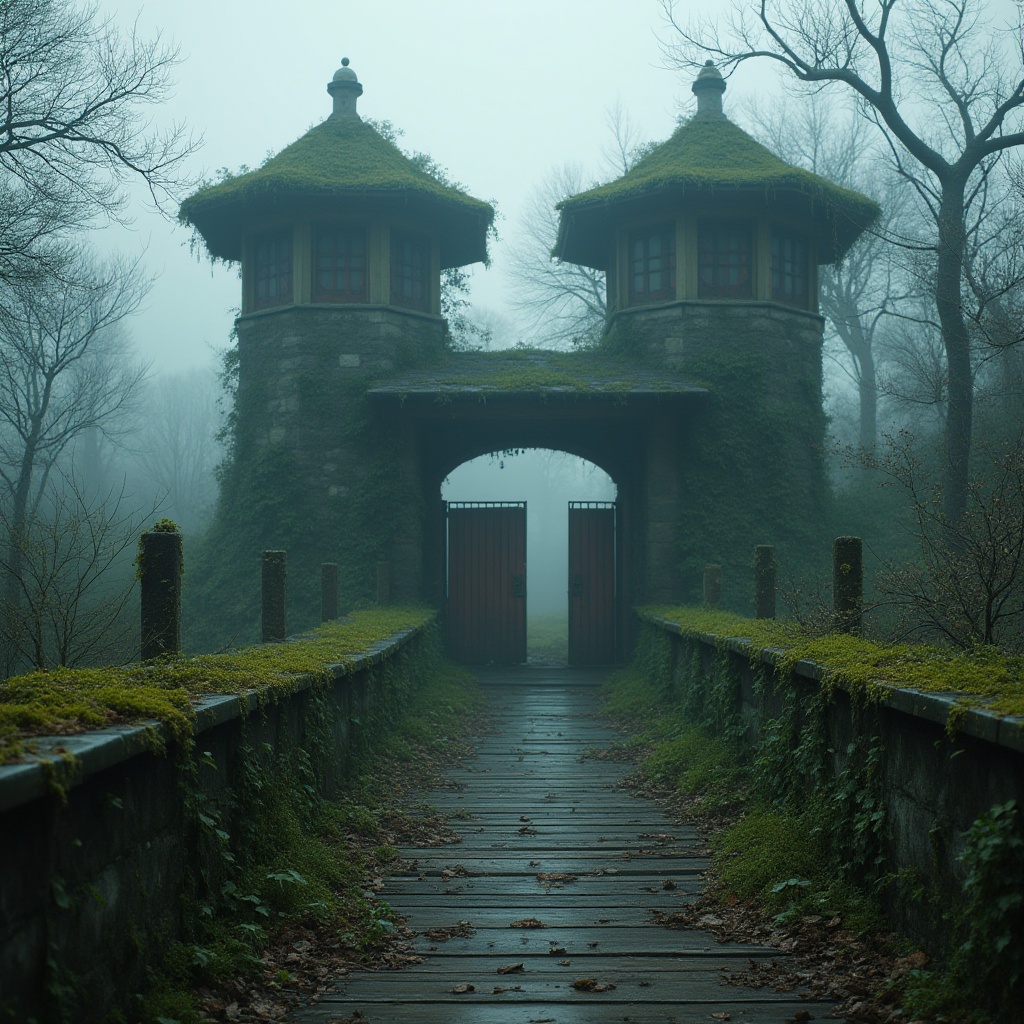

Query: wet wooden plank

[285,668,836,1023]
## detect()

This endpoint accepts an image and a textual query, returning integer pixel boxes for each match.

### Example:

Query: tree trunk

[935,179,972,528]
[858,345,878,450]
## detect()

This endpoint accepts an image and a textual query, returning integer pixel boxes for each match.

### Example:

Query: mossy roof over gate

[366,349,709,401]
[180,113,494,268]
[554,114,879,269]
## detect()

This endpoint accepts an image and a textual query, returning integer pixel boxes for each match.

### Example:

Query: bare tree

[860,429,1024,652]
[659,0,1024,525]
[505,162,608,349]
[0,473,152,671]
[0,247,149,614]
[746,93,920,447]
[130,366,223,533]
[0,0,198,283]
[505,104,658,350]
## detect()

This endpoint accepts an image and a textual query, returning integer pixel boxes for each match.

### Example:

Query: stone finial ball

[333,57,358,82]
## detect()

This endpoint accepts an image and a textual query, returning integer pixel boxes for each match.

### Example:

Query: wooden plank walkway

[291,667,836,1023]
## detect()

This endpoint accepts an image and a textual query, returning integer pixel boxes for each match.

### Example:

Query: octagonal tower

[554,63,879,600]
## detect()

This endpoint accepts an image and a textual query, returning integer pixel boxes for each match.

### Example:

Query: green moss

[556,114,878,265]
[180,115,494,264]
[369,348,704,398]
[0,607,435,764]
[644,605,1024,717]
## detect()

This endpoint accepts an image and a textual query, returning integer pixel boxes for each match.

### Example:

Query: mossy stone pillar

[262,550,288,642]
[832,536,863,633]
[139,526,182,661]
[754,545,777,620]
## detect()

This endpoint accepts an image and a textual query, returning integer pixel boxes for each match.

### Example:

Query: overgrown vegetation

[135,627,481,1024]
[607,616,1024,1022]
[0,607,434,765]
[1,612,483,1023]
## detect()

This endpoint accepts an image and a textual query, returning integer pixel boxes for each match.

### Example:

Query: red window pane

[314,228,367,302]
[254,232,293,309]
[629,225,676,304]
[698,224,752,299]
[390,233,429,311]
[771,230,808,306]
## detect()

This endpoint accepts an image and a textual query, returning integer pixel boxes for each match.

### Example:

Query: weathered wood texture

[291,667,834,1022]
[446,504,527,665]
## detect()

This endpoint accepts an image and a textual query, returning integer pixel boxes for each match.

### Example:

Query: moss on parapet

[0,607,434,765]
[642,605,1024,717]
[367,348,708,399]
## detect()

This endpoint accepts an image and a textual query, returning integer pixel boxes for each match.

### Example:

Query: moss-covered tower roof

[554,63,878,269]
[179,59,494,268]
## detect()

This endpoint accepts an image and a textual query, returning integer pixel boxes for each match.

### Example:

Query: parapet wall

[0,620,432,1023]
[639,613,1024,946]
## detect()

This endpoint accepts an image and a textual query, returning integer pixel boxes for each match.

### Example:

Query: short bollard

[833,536,863,633]
[262,550,287,642]
[377,560,392,606]
[703,564,722,607]
[754,545,776,620]
[139,523,182,661]
[321,562,339,622]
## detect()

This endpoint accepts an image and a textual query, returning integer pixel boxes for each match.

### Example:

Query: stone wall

[642,613,1024,946]
[610,300,830,607]
[0,621,430,1023]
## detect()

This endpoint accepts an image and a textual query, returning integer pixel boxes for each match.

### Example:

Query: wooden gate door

[446,502,527,664]
[568,501,616,666]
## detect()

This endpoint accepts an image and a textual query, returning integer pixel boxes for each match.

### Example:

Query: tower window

[253,230,293,309]
[390,232,430,311]
[698,223,752,299]
[771,229,809,306]
[629,224,676,304]
[314,227,367,302]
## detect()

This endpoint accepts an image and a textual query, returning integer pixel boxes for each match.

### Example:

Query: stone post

[262,550,287,643]
[321,562,339,622]
[832,536,863,633]
[139,525,182,661]
[376,560,392,606]
[703,564,722,607]
[754,545,776,620]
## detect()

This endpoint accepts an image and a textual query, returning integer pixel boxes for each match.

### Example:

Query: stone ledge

[0,624,424,815]
[639,612,1024,757]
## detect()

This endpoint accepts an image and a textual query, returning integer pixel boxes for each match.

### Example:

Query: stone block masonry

[0,619,433,1023]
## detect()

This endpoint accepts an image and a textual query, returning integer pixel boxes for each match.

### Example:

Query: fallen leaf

[711,1014,732,1021]
[557,959,571,966]
[792,1012,813,1022]
[493,984,523,994]
[451,983,475,994]
[510,917,546,928]
[663,879,677,890]
[547,945,568,955]
[572,977,616,992]
[498,962,525,975]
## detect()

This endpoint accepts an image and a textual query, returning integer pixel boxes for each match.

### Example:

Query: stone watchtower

[179,60,494,614]
[554,62,878,594]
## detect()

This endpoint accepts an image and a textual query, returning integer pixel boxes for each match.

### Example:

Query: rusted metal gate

[445,502,527,664]
[568,501,617,666]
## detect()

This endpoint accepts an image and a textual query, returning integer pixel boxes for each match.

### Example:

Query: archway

[442,450,616,665]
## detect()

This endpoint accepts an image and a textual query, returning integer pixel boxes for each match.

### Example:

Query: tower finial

[692,60,726,118]
[328,57,363,119]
